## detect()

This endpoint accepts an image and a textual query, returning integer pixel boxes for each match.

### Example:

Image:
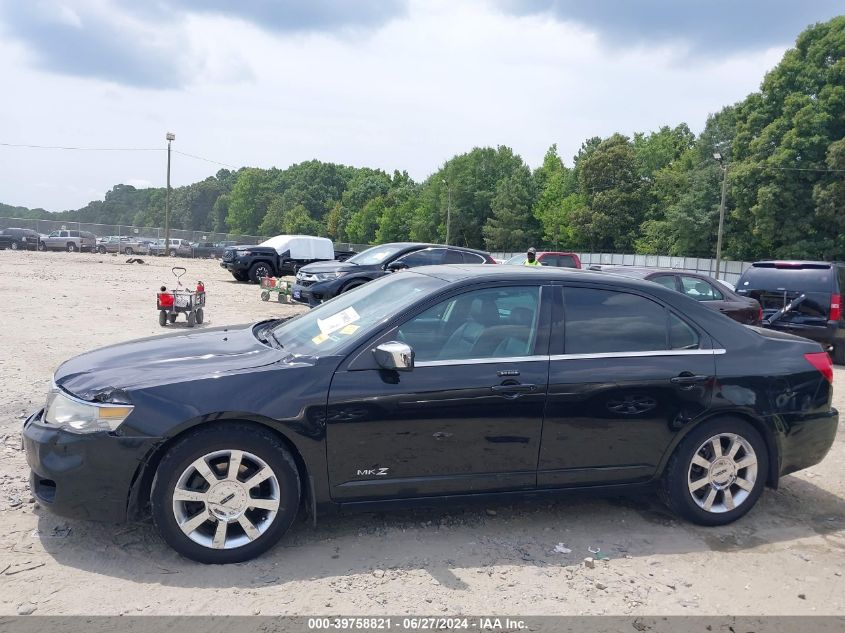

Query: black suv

[292,242,496,305]
[736,261,845,363]
[0,227,42,251]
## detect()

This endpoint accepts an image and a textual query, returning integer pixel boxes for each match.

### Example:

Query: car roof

[410,264,659,288]
[750,260,833,268]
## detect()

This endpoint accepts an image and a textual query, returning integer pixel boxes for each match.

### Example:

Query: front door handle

[670,374,710,386]
[491,383,537,397]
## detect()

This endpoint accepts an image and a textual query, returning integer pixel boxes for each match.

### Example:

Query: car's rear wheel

[97,245,107,254]
[151,424,300,564]
[125,247,134,255]
[249,263,273,284]
[10,241,19,251]
[660,418,767,526]
[66,243,77,253]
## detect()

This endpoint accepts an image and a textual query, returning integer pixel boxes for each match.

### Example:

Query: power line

[0,142,161,151]
[171,149,235,169]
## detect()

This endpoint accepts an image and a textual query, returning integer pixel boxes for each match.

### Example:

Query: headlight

[236,249,252,257]
[43,388,134,434]
[315,271,348,281]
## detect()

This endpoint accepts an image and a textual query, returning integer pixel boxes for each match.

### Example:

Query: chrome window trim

[550,349,726,361]
[415,348,726,367]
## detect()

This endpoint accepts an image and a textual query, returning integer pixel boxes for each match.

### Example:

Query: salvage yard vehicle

[96,235,149,255]
[40,229,97,252]
[0,227,42,251]
[149,238,193,257]
[221,235,336,283]
[601,266,762,326]
[292,242,495,305]
[736,261,845,364]
[22,266,837,564]
[505,251,581,268]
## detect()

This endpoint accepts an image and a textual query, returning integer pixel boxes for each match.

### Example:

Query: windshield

[270,272,445,356]
[506,254,526,265]
[347,244,410,266]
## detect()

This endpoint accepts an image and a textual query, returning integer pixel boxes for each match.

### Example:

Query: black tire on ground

[10,241,19,251]
[187,312,196,327]
[277,293,287,303]
[248,262,273,284]
[232,272,249,282]
[832,345,845,366]
[98,245,107,254]
[169,313,177,324]
[150,423,300,564]
[195,308,204,325]
[38,242,46,251]
[159,310,168,326]
[260,291,270,302]
[66,243,77,253]
[659,417,768,527]
[125,247,134,255]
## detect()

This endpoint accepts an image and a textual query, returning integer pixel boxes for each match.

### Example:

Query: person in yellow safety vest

[524,247,541,266]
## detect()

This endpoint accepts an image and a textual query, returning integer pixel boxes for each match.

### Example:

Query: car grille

[222,249,235,262]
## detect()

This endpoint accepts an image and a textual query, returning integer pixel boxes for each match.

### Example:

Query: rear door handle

[670,374,710,386]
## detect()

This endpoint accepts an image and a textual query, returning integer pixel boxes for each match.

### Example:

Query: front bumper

[220,260,249,274]
[778,408,839,477]
[22,409,159,523]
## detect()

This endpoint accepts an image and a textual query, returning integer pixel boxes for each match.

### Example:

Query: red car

[505,251,581,268]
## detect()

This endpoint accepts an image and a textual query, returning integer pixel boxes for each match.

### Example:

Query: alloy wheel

[171,449,280,550]
[687,432,758,513]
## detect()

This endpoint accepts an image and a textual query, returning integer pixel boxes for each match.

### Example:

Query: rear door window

[395,248,446,267]
[680,276,723,301]
[650,274,678,291]
[461,251,487,264]
[444,249,464,264]
[564,287,672,353]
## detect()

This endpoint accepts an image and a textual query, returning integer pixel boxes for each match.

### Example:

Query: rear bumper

[764,321,843,348]
[777,408,839,477]
[22,409,158,523]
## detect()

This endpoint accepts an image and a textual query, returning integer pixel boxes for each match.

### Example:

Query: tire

[38,242,46,251]
[150,424,300,564]
[169,313,177,324]
[277,293,287,303]
[260,291,270,302]
[187,312,196,327]
[833,345,845,366]
[97,246,107,254]
[125,247,134,255]
[170,251,178,257]
[339,280,367,295]
[659,417,768,526]
[248,262,273,284]
[195,308,204,325]
[10,241,19,251]
[232,272,249,282]
[66,243,77,253]
[159,310,168,327]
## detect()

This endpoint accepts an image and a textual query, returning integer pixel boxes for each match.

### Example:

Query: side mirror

[373,341,414,371]
[386,261,408,272]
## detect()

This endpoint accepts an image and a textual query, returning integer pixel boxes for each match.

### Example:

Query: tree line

[4,17,843,260]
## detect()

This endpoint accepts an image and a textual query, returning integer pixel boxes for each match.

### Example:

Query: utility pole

[164,132,175,256]
[713,153,728,280]
[442,179,452,245]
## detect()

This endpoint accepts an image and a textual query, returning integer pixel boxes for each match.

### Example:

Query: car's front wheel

[660,418,767,526]
[10,240,20,251]
[151,424,300,564]
[249,262,273,284]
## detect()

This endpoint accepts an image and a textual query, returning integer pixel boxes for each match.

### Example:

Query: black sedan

[292,242,495,305]
[601,267,762,325]
[23,266,837,563]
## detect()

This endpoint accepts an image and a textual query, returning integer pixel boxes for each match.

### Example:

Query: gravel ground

[0,249,843,616]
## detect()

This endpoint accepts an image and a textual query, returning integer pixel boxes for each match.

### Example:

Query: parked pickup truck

[221,235,338,283]
[96,236,149,255]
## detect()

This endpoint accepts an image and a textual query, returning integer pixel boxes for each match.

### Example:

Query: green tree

[482,165,540,250]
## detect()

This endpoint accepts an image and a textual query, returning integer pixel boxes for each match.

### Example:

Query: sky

[0,0,841,212]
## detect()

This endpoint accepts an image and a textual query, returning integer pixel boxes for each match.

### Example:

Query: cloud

[0,0,409,89]
[494,0,844,54]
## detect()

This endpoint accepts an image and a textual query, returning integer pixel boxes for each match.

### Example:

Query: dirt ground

[0,249,843,616]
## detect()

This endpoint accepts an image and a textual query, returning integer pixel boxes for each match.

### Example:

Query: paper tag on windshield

[312,333,330,345]
[339,324,360,335]
[317,307,360,335]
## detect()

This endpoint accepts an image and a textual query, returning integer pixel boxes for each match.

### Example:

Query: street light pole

[442,179,451,245]
[713,153,728,280]
[164,132,175,256]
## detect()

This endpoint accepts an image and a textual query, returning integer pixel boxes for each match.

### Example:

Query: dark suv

[0,227,42,251]
[292,242,496,305]
[736,261,845,363]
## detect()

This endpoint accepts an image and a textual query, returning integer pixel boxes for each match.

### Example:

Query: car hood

[299,261,367,274]
[55,323,287,400]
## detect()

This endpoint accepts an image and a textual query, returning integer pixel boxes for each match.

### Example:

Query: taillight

[804,352,833,384]
[757,306,763,324]
[830,294,841,321]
